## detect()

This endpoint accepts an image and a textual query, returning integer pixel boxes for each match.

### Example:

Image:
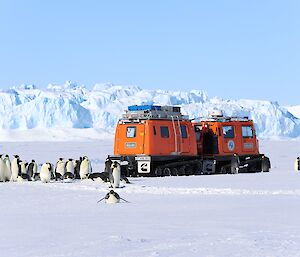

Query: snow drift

[0,81,299,138]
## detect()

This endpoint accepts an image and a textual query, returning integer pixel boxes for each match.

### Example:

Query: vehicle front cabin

[114,105,197,157]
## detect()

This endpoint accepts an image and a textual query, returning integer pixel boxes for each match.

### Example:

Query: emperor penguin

[64,159,75,180]
[11,155,21,182]
[105,157,112,174]
[109,161,121,188]
[20,161,28,174]
[79,156,91,179]
[17,161,29,182]
[3,155,12,181]
[27,160,38,181]
[87,172,109,182]
[40,162,52,183]
[103,190,120,204]
[55,158,66,180]
[97,190,129,204]
[295,157,300,171]
[74,157,82,179]
[0,155,6,182]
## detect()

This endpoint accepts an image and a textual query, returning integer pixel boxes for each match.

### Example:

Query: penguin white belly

[11,162,19,182]
[0,159,6,182]
[106,194,120,204]
[112,169,121,188]
[33,163,38,174]
[40,172,51,183]
[17,176,25,183]
[56,163,66,176]
[4,160,12,181]
[66,162,74,174]
[294,159,299,171]
[40,164,51,183]
[80,160,90,179]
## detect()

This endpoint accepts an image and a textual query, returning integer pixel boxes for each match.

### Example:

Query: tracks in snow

[26,180,300,196]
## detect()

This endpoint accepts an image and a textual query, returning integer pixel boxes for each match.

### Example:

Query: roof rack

[121,105,189,121]
[193,116,251,123]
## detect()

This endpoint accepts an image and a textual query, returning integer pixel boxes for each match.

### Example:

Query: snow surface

[1,81,300,138]
[1,139,300,257]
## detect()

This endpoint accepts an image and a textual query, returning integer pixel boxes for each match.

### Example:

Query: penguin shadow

[109,185,126,189]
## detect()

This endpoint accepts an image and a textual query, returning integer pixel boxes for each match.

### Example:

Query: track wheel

[178,166,185,176]
[163,168,171,176]
[261,157,270,172]
[154,168,162,177]
[171,168,178,176]
[185,165,194,176]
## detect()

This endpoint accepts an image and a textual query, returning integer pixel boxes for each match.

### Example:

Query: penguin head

[111,161,119,169]
[59,157,63,161]
[5,154,9,158]
[109,190,120,199]
[47,163,52,171]
[68,158,73,161]
[0,154,3,158]
[14,155,19,159]
[31,160,35,163]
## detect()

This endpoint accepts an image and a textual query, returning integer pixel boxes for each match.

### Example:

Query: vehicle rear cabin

[192,110,270,174]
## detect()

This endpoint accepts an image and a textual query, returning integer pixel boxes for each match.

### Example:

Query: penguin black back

[27,160,35,177]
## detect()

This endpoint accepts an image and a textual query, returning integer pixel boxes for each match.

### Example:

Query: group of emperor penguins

[0,154,39,182]
[0,155,127,193]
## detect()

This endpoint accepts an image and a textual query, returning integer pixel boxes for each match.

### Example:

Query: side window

[153,126,156,135]
[223,126,234,138]
[160,126,169,138]
[194,126,202,142]
[180,125,187,138]
[126,126,136,138]
[242,126,253,138]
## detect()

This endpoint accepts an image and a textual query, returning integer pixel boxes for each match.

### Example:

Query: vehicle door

[117,124,145,155]
[222,124,236,153]
[241,124,257,154]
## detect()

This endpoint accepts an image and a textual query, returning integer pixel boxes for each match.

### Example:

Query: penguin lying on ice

[97,190,129,204]
[87,158,130,184]
[87,172,109,182]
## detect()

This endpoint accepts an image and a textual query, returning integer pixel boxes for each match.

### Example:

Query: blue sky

[0,0,299,104]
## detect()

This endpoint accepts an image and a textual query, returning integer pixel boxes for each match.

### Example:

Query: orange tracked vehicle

[108,105,270,176]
